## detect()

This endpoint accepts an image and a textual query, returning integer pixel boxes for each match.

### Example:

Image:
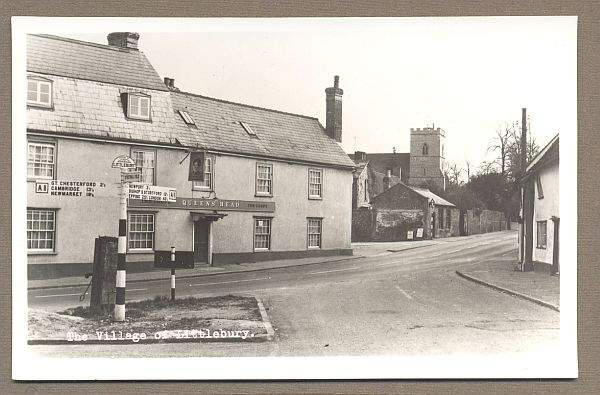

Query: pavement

[456,258,559,310]
[27,254,364,290]
[27,237,440,290]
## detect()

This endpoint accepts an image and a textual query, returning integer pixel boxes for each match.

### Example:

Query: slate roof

[171,91,356,168]
[410,186,456,207]
[369,169,402,199]
[524,134,559,178]
[26,34,355,169]
[27,34,168,92]
[348,152,410,182]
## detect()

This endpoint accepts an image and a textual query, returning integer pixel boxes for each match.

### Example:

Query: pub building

[26,33,355,279]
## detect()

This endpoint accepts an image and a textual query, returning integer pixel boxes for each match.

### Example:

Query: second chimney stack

[107,32,140,49]
[325,75,343,143]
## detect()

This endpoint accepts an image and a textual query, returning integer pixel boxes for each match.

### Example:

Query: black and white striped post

[114,182,128,321]
[170,246,176,301]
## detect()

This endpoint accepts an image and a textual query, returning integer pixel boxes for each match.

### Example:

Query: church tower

[408,126,446,190]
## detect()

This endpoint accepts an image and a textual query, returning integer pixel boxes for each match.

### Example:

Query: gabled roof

[170,91,356,168]
[410,186,456,207]
[370,180,455,207]
[524,134,559,177]
[27,34,168,91]
[348,152,410,182]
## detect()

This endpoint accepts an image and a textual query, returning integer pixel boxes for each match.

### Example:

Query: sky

[57,17,576,171]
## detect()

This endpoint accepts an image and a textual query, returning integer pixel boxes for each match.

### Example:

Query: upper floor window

[308,169,323,199]
[193,157,213,190]
[240,121,258,137]
[27,141,55,179]
[127,93,151,120]
[27,77,52,108]
[179,110,195,125]
[422,143,429,155]
[131,148,155,185]
[536,175,544,199]
[256,162,273,196]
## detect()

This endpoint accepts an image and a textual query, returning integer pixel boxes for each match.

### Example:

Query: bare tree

[464,159,472,181]
[447,163,463,185]
[487,122,514,175]
[477,160,496,176]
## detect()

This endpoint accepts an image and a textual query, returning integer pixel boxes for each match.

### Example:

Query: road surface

[28,230,560,358]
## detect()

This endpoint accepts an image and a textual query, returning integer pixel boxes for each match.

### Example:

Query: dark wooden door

[194,221,209,263]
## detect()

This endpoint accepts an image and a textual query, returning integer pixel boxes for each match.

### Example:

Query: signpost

[111,155,136,322]
[110,154,178,320]
[121,171,141,184]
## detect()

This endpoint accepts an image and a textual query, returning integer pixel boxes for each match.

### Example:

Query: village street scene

[20,20,569,368]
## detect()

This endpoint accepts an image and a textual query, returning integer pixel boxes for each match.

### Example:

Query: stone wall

[351,206,427,242]
[374,209,424,241]
[351,208,375,242]
[465,209,507,235]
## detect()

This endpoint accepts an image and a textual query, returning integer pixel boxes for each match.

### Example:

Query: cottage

[351,179,457,242]
[26,33,355,279]
[518,134,559,274]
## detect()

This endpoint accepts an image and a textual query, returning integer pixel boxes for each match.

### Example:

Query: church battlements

[410,127,445,137]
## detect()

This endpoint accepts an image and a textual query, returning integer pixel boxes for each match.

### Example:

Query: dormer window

[179,110,195,125]
[127,93,151,120]
[27,77,52,108]
[240,121,258,137]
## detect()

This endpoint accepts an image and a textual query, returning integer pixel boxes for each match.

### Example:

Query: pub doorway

[193,220,209,263]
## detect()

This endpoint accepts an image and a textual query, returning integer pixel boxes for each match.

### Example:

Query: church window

[422,143,429,155]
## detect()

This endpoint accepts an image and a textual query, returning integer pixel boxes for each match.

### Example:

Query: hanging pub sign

[188,151,205,182]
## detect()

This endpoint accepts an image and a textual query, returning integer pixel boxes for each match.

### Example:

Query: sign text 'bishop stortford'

[128,183,177,202]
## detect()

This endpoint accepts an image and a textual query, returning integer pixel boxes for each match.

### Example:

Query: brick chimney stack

[107,32,140,49]
[383,169,392,190]
[325,75,343,143]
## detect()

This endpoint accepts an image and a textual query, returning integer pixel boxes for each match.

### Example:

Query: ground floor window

[438,207,444,229]
[27,209,56,251]
[536,220,547,249]
[128,213,155,250]
[307,218,322,248]
[254,218,271,250]
[446,209,451,229]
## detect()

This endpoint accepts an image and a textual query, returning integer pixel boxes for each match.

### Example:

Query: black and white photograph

[11,16,577,380]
